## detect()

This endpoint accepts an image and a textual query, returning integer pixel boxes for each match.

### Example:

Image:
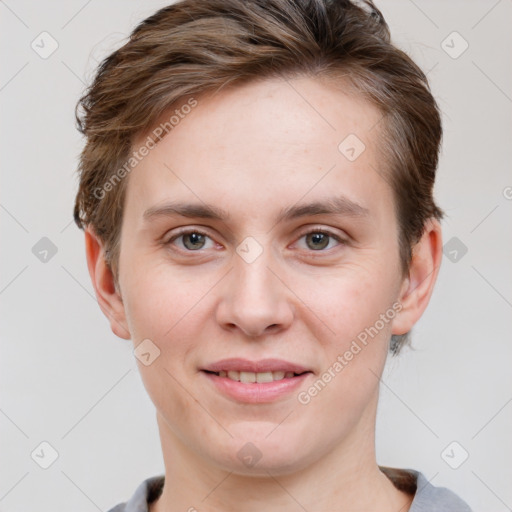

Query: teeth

[240,371,256,383]
[256,371,273,383]
[218,370,295,383]
[227,370,240,381]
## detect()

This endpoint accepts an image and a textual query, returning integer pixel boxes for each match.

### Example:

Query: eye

[296,229,345,251]
[167,229,216,251]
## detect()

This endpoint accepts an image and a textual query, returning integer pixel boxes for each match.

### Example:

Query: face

[115,76,407,475]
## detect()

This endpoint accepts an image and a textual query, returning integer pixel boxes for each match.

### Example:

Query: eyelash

[166,228,217,251]
[165,227,347,253]
[295,228,347,253]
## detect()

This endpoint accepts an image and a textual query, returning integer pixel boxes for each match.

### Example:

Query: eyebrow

[143,202,230,221]
[142,196,370,223]
[277,196,370,223]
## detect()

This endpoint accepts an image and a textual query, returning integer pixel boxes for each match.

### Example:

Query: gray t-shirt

[107,468,472,512]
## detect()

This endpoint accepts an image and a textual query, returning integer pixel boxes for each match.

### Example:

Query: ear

[84,226,131,340]
[391,218,443,336]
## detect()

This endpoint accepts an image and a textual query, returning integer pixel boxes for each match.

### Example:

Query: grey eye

[305,232,330,250]
[182,232,207,250]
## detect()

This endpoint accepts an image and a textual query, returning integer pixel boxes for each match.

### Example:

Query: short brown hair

[73,0,444,354]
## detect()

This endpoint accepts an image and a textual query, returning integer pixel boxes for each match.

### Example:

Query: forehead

[126,75,391,224]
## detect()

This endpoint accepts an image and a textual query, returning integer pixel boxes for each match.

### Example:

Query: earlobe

[391,219,443,336]
[84,227,131,340]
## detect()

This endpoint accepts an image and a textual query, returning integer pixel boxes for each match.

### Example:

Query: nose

[215,248,294,338]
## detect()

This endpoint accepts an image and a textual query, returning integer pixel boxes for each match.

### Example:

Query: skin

[85,75,442,511]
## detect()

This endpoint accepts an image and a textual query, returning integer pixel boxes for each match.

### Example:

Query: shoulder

[108,470,472,512]
[412,470,473,512]
[381,466,473,512]
[107,506,127,512]
[106,475,165,512]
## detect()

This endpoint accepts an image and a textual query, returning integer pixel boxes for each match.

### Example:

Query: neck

[150,398,413,512]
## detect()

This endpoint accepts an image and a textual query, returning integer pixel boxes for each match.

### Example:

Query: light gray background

[1,1,511,510]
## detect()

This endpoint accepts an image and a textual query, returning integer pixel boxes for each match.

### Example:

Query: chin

[207,434,316,477]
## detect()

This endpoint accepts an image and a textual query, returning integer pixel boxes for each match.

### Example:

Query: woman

[74,0,473,510]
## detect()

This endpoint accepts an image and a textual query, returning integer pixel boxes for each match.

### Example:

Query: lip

[202,358,311,374]
[201,358,313,404]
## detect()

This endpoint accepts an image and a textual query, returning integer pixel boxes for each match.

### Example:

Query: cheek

[121,258,217,342]
[293,263,397,347]
[120,259,220,406]
[296,285,390,435]
[293,262,396,395]
[121,262,213,424]
[295,262,396,420]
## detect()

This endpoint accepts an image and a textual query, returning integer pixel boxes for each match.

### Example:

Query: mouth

[200,358,313,403]
[202,369,309,383]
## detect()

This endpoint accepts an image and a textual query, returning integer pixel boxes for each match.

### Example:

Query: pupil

[307,232,329,250]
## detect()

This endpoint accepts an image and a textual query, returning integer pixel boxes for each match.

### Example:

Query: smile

[200,358,313,403]
[206,370,305,383]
